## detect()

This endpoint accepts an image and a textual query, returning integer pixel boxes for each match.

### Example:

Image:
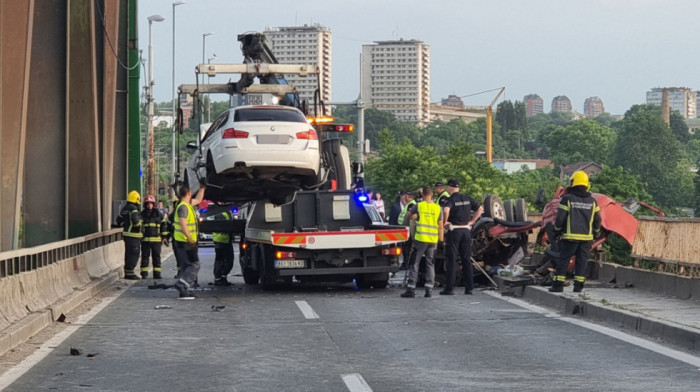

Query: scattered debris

[154,305,172,310]
[148,283,172,290]
[56,314,67,322]
[211,305,226,312]
[86,353,98,358]
[70,347,83,356]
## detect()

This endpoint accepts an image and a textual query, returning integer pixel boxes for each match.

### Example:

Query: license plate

[274,259,305,268]
[257,135,290,144]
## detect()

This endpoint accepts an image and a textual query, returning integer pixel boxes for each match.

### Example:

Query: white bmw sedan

[186,105,320,204]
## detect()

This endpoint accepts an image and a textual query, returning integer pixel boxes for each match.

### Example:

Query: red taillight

[241,242,248,250]
[296,129,318,140]
[332,124,354,132]
[276,251,297,259]
[382,247,402,256]
[222,128,249,139]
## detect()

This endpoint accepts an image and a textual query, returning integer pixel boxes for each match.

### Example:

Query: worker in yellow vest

[212,209,235,286]
[401,186,444,298]
[172,185,206,299]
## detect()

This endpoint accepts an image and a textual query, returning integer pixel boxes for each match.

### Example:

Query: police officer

[434,182,450,206]
[116,190,143,280]
[140,195,168,280]
[401,186,444,298]
[212,209,235,286]
[440,179,483,295]
[173,185,206,299]
[549,171,602,293]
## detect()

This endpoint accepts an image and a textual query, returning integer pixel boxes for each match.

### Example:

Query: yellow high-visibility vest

[173,201,197,242]
[414,201,441,243]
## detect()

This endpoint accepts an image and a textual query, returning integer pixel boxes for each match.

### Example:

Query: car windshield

[234,108,307,123]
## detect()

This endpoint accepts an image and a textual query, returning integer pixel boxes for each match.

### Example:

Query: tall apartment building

[646,87,696,119]
[583,96,605,117]
[551,95,573,113]
[523,94,544,117]
[360,39,430,124]
[263,24,332,106]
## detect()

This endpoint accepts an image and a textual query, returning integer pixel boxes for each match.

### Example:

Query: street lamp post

[147,14,165,197]
[171,1,185,192]
[207,54,217,122]
[201,32,213,85]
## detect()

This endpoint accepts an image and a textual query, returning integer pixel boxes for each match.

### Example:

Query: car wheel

[504,200,515,222]
[483,195,506,220]
[515,198,528,222]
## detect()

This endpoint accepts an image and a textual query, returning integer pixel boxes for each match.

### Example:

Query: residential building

[584,96,605,117]
[646,87,696,119]
[441,94,465,109]
[523,94,544,117]
[263,24,332,107]
[551,96,572,113]
[361,39,430,124]
[492,159,553,174]
[559,162,603,182]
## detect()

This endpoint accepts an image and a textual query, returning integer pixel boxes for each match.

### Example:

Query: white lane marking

[484,291,700,368]
[342,373,373,392]
[0,281,134,390]
[295,300,319,319]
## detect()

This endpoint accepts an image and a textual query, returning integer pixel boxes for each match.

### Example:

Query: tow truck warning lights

[381,247,402,256]
[307,116,354,133]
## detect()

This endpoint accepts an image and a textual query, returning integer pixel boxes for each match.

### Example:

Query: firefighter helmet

[570,171,590,189]
[127,190,140,204]
[144,194,156,205]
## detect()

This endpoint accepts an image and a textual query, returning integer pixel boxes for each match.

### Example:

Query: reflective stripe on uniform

[213,211,232,243]
[414,201,441,243]
[574,275,585,283]
[123,209,143,238]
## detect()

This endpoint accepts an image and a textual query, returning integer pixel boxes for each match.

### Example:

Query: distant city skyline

[138,0,700,115]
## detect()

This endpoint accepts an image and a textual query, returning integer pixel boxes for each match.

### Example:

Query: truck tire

[356,272,389,289]
[483,195,506,220]
[514,198,528,222]
[504,200,515,222]
[243,267,260,285]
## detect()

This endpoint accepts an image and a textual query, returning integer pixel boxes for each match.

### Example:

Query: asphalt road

[2,246,699,391]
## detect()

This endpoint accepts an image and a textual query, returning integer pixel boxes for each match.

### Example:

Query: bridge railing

[630,216,700,277]
[0,229,122,279]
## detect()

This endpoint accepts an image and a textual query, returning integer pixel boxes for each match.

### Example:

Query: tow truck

[175,33,407,288]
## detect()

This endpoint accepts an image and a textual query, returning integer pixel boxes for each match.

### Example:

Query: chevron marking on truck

[375,230,408,242]
[273,235,306,245]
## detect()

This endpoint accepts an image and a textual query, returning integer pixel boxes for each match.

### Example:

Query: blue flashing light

[231,207,239,214]
[357,194,368,203]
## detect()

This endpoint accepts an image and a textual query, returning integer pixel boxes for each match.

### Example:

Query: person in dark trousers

[140,194,168,280]
[401,186,444,298]
[116,190,143,280]
[398,191,416,270]
[549,171,601,293]
[212,209,235,286]
[440,179,483,295]
[172,185,206,299]
[167,197,180,278]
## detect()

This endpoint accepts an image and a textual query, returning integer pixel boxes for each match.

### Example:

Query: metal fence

[0,229,122,279]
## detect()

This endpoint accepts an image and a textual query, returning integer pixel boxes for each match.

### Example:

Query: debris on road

[56,314,67,322]
[148,283,172,290]
[69,348,83,356]
[86,353,98,358]
[211,305,225,312]
[154,305,172,310]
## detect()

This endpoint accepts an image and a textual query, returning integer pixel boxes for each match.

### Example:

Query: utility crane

[462,86,505,164]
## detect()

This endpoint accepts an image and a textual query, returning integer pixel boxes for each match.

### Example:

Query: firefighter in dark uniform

[440,179,483,295]
[140,194,168,280]
[212,209,235,286]
[549,171,602,293]
[116,190,143,280]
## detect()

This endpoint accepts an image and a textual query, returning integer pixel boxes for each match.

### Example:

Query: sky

[138,0,700,115]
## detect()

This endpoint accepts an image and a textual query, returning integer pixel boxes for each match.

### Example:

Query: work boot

[214,278,232,286]
[174,282,195,300]
[439,288,454,296]
[153,271,162,280]
[424,288,432,298]
[124,274,140,280]
[464,288,473,295]
[573,282,584,293]
[548,281,564,293]
[401,288,416,298]
[141,272,148,279]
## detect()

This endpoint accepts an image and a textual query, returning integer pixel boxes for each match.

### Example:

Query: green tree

[613,104,683,207]
[589,166,652,202]
[694,169,700,215]
[544,119,616,166]
[670,110,691,144]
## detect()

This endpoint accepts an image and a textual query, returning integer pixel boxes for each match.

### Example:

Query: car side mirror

[185,140,198,154]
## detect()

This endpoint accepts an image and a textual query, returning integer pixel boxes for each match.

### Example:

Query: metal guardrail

[0,229,122,279]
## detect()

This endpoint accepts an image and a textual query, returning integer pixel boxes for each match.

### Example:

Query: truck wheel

[504,200,515,222]
[515,198,528,222]
[357,273,389,289]
[243,267,260,285]
[483,195,506,220]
